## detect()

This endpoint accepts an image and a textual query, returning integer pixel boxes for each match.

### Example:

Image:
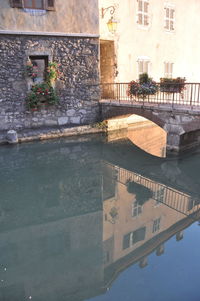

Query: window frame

[10,0,55,10]
[137,0,149,27]
[137,59,150,76]
[152,217,161,233]
[164,5,175,32]
[29,55,48,83]
[132,200,143,217]
[23,0,44,9]
[164,62,173,78]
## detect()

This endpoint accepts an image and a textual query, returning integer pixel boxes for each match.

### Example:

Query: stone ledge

[0,125,105,145]
[0,30,99,38]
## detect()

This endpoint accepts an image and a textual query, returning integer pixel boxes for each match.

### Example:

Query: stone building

[0,0,100,131]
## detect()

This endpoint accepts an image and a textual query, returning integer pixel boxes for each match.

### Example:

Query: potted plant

[127,73,158,99]
[25,60,62,110]
[160,77,186,93]
[26,82,59,110]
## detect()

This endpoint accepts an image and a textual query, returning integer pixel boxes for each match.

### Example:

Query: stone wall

[0,34,100,131]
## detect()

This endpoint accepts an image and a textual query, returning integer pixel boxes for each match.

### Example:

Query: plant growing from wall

[127,73,158,99]
[26,61,62,110]
[46,62,62,84]
[160,77,186,93]
[26,82,59,110]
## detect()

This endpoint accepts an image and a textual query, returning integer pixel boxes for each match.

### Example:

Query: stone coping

[100,100,200,115]
[0,30,99,38]
[0,124,105,145]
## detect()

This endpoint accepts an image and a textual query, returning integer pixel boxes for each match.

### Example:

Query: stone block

[67,109,76,117]
[58,117,69,125]
[44,120,58,126]
[7,130,18,144]
[70,116,81,124]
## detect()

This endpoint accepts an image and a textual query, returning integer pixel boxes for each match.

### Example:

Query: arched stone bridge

[100,101,200,153]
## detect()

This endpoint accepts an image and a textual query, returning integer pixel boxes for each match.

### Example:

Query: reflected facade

[0,139,200,300]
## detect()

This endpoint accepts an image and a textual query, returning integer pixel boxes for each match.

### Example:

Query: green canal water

[0,132,200,301]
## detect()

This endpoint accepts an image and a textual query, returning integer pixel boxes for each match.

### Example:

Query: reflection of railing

[104,162,200,216]
[100,82,200,107]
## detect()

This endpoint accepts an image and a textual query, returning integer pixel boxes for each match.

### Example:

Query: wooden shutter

[10,0,23,8]
[45,0,55,10]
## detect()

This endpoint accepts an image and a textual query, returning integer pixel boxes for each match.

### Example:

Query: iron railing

[100,82,200,107]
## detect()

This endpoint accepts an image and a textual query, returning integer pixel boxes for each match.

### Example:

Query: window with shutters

[123,227,146,250]
[24,0,44,9]
[10,0,55,10]
[137,0,149,26]
[164,6,175,31]
[152,217,161,233]
[132,201,142,217]
[138,59,150,76]
[164,62,173,78]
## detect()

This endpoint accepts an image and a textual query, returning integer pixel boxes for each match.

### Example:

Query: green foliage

[46,62,62,84]
[128,73,158,98]
[26,82,59,110]
[25,61,62,110]
[139,72,149,84]
[160,77,186,93]
[92,121,107,130]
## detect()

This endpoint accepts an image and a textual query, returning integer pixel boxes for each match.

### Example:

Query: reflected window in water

[123,227,146,250]
[152,217,161,233]
[132,200,143,217]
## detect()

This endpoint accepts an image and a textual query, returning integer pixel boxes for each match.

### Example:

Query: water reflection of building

[0,211,103,301]
[102,162,200,286]
[0,155,200,300]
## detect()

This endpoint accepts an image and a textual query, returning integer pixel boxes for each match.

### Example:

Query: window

[29,55,48,83]
[138,59,150,75]
[10,0,55,10]
[164,62,173,78]
[152,217,161,233]
[153,187,165,206]
[24,0,44,9]
[132,201,142,217]
[123,227,146,250]
[164,6,175,31]
[137,0,149,26]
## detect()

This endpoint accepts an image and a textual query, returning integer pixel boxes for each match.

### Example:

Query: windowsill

[164,29,175,34]
[23,8,47,15]
[136,23,151,31]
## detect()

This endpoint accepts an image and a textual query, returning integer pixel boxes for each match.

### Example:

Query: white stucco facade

[100,0,200,82]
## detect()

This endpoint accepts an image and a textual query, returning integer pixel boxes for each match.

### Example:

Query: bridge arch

[100,104,166,129]
[100,102,200,153]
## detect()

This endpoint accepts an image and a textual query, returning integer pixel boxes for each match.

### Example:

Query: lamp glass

[107,17,118,33]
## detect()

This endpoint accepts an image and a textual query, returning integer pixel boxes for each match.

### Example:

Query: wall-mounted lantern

[101,5,118,34]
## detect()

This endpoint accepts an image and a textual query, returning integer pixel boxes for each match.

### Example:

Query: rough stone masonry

[0,34,100,131]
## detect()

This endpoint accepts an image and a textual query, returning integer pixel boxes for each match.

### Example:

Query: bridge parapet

[100,82,200,108]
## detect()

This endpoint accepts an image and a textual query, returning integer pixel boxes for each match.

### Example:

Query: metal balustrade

[100,83,200,107]
[103,161,200,216]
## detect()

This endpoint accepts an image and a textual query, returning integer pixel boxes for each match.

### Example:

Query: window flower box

[160,77,186,93]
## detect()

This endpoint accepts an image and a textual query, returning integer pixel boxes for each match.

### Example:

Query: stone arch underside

[101,105,166,129]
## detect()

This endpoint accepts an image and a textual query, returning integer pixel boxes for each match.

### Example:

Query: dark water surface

[0,134,200,301]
